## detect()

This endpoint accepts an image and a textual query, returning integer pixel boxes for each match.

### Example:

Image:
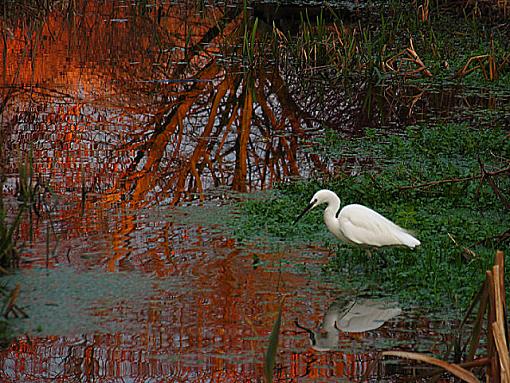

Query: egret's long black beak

[294,200,316,224]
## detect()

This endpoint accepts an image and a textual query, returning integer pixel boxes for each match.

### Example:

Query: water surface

[0,1,470,381]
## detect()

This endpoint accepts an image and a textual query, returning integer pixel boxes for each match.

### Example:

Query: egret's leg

[377,252,389,268]
[364,248,376,272]
[366,248,388,270]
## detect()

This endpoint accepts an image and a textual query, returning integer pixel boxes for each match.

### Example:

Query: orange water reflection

[0,1,454,381]
[1,210,392,382]
[1,0,327,207]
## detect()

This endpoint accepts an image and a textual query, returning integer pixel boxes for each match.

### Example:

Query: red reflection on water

[0,1,454,382]
[1,222,386,382]
[1,0,324,208]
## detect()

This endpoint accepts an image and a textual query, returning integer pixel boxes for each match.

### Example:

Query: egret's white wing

[338,204,419,248]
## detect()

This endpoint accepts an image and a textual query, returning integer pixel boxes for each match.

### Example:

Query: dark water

[0,1,478,381]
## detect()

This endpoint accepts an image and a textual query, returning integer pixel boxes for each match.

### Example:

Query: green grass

[269,1,510,87]
[231,122,509,311]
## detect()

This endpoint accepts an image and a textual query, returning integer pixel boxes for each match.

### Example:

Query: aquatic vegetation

[0,0,509,381]
[373,251,509,382]
[0,152,49,345]
[232,122,509,309]
[0,193,20,272]
[267,0,509,86]
[0,180,19,345]
[0,152,36,270]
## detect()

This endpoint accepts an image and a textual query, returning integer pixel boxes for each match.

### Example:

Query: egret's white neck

[323,193,341,220]
[322,192,341,236]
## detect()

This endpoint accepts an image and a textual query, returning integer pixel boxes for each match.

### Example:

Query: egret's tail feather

[396,230,421,249]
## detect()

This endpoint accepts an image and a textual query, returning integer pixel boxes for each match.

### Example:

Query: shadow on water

[0,0,507,381]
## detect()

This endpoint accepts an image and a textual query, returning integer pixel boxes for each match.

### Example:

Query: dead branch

[478,159,510,210]
[448,233,478,261]
[385,38,433,78]
[399,164,510,193]
[473,229,510,247]
[455,50,505,81]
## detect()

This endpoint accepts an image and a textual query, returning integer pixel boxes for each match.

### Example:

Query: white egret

[295,189,420,249]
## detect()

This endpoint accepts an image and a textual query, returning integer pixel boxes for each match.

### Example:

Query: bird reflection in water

[295,298,402,352]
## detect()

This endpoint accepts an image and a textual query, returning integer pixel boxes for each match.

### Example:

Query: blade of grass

[467,280,488,361]
[264,303,282,383]
[2,283,20,318]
